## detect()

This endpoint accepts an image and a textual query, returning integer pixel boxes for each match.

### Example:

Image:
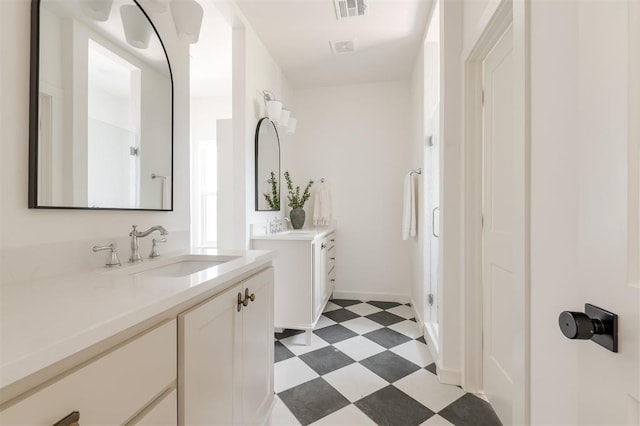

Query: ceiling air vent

[330,39,357,55]
[333,0,367,20]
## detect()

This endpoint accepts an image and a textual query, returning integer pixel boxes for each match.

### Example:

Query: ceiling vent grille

[333,0,367,20]
[330,39,357,55]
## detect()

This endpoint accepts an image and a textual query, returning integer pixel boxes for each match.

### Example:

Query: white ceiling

[234,0,434,89]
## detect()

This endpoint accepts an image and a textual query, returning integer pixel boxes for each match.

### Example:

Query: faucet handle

[149,238,167,259]
[92,243,121,268]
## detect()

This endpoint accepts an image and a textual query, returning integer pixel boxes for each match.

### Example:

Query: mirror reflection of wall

[31,0,172,210]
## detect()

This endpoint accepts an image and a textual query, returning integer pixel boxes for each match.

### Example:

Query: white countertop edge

[0,248,275,392]
[250,227,336,241]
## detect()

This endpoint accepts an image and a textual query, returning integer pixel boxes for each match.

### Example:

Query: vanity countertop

[250,227,336,241]
[0,248,274,395]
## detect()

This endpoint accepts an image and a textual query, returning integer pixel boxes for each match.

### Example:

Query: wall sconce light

[80,0,114,21]
[279,109,291,127]
[121,4,152,49]
[170,0,204,44]
[263,91,283,122]
[287,118,297,134]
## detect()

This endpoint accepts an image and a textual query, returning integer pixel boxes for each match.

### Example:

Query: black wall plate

[586,303,618,353]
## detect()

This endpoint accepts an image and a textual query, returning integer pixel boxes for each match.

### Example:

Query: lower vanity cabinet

[0,320,177,425]
[178,267,274,426]
[252,231,335,345]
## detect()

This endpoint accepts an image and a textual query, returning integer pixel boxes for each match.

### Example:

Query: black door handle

[558,303,618,352]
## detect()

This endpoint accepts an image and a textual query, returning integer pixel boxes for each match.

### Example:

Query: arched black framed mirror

[28,0,173,210]
[255,117,281,211]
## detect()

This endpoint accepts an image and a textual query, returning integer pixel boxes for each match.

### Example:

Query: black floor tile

[275,328,305,340]
[360,351,420,383]
[366,311,405,326]
[438,393,503,426]
[279,378,350,426]
[367,301,401,310]
[275,341,296,363]
[313,324,358,344]
[425,363,437,375]
[410,317,417,322]
[416,336,426,344]
[355,385,435,426]
[363,328,412,349]
[299,346,355,375]
[323,308,360,323]
[331,299,361,307]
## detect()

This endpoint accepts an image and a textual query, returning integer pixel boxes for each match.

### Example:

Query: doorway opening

[189,0,232,248]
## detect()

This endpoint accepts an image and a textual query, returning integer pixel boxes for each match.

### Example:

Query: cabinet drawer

[0,320,177,425]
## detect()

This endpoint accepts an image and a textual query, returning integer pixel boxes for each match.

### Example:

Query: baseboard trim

[409,297,424,334]
[436,366,462,387]
[332,291,410,304]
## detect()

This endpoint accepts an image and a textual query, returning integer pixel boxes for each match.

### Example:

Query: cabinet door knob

[53,411,80,426]
[237,292,244,312]
[321,242,326,249]
[242,288,255,306]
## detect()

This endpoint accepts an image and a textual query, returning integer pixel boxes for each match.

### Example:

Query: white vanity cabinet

[0,320,177,425]
[252,230,336,345]
[178,267,274,426]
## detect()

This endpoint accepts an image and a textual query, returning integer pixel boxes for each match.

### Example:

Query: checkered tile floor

[272,299,502,426]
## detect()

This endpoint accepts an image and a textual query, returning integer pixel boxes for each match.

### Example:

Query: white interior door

[482,25,513,426]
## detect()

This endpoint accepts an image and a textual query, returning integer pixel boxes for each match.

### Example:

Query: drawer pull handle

[330,257,335,260]
[331,239,335,242]
[53,411,80,426]
[237,292,244,312]
[243,288,256,306]
[330,279,335,282]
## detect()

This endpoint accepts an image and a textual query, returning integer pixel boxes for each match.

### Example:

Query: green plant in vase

[263,171,280,210]
[284,171,313,229]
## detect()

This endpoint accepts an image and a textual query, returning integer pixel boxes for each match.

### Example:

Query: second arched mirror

[255,118,281,211]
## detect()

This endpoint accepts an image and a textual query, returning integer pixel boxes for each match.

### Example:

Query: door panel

[482,24,514,426]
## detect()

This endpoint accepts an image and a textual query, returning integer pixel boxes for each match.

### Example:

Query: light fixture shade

[80,0,113,21]
[170,0,204,44]
[121,5,152,49]
[266,100,283,122]
[287,117,297,134]
[279,109,291,127]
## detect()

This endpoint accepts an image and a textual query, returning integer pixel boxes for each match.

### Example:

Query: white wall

[290,81,413,301]
[223,21,294,249]
[0,0,191,278]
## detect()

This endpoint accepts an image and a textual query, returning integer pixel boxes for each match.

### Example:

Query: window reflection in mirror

[30,0,173,210]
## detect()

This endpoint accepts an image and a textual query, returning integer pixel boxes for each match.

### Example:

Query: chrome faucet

[129,225,168,263]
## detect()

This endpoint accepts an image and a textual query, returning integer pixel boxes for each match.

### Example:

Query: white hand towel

[313,187,333,226]
[402,173,416,240]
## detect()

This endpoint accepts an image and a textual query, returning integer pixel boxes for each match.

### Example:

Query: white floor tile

[340,317,384,335]
[323,301,341,313]
[386,304,415,319]
[270,395,302,425]
[310,404,376,425]
[388,320,423,339]
[333,335,386,361]
[390,340,433,367]
[394,370,466,413]
[315,316,337,329]
[420,414,456,426]
[280,333,330,356]
[344,303,382,317]
[274,357,320,393]
[322,363,388,403]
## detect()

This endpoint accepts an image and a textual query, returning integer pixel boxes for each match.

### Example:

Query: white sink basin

[130,255,240,278]
[279,230,315,235]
